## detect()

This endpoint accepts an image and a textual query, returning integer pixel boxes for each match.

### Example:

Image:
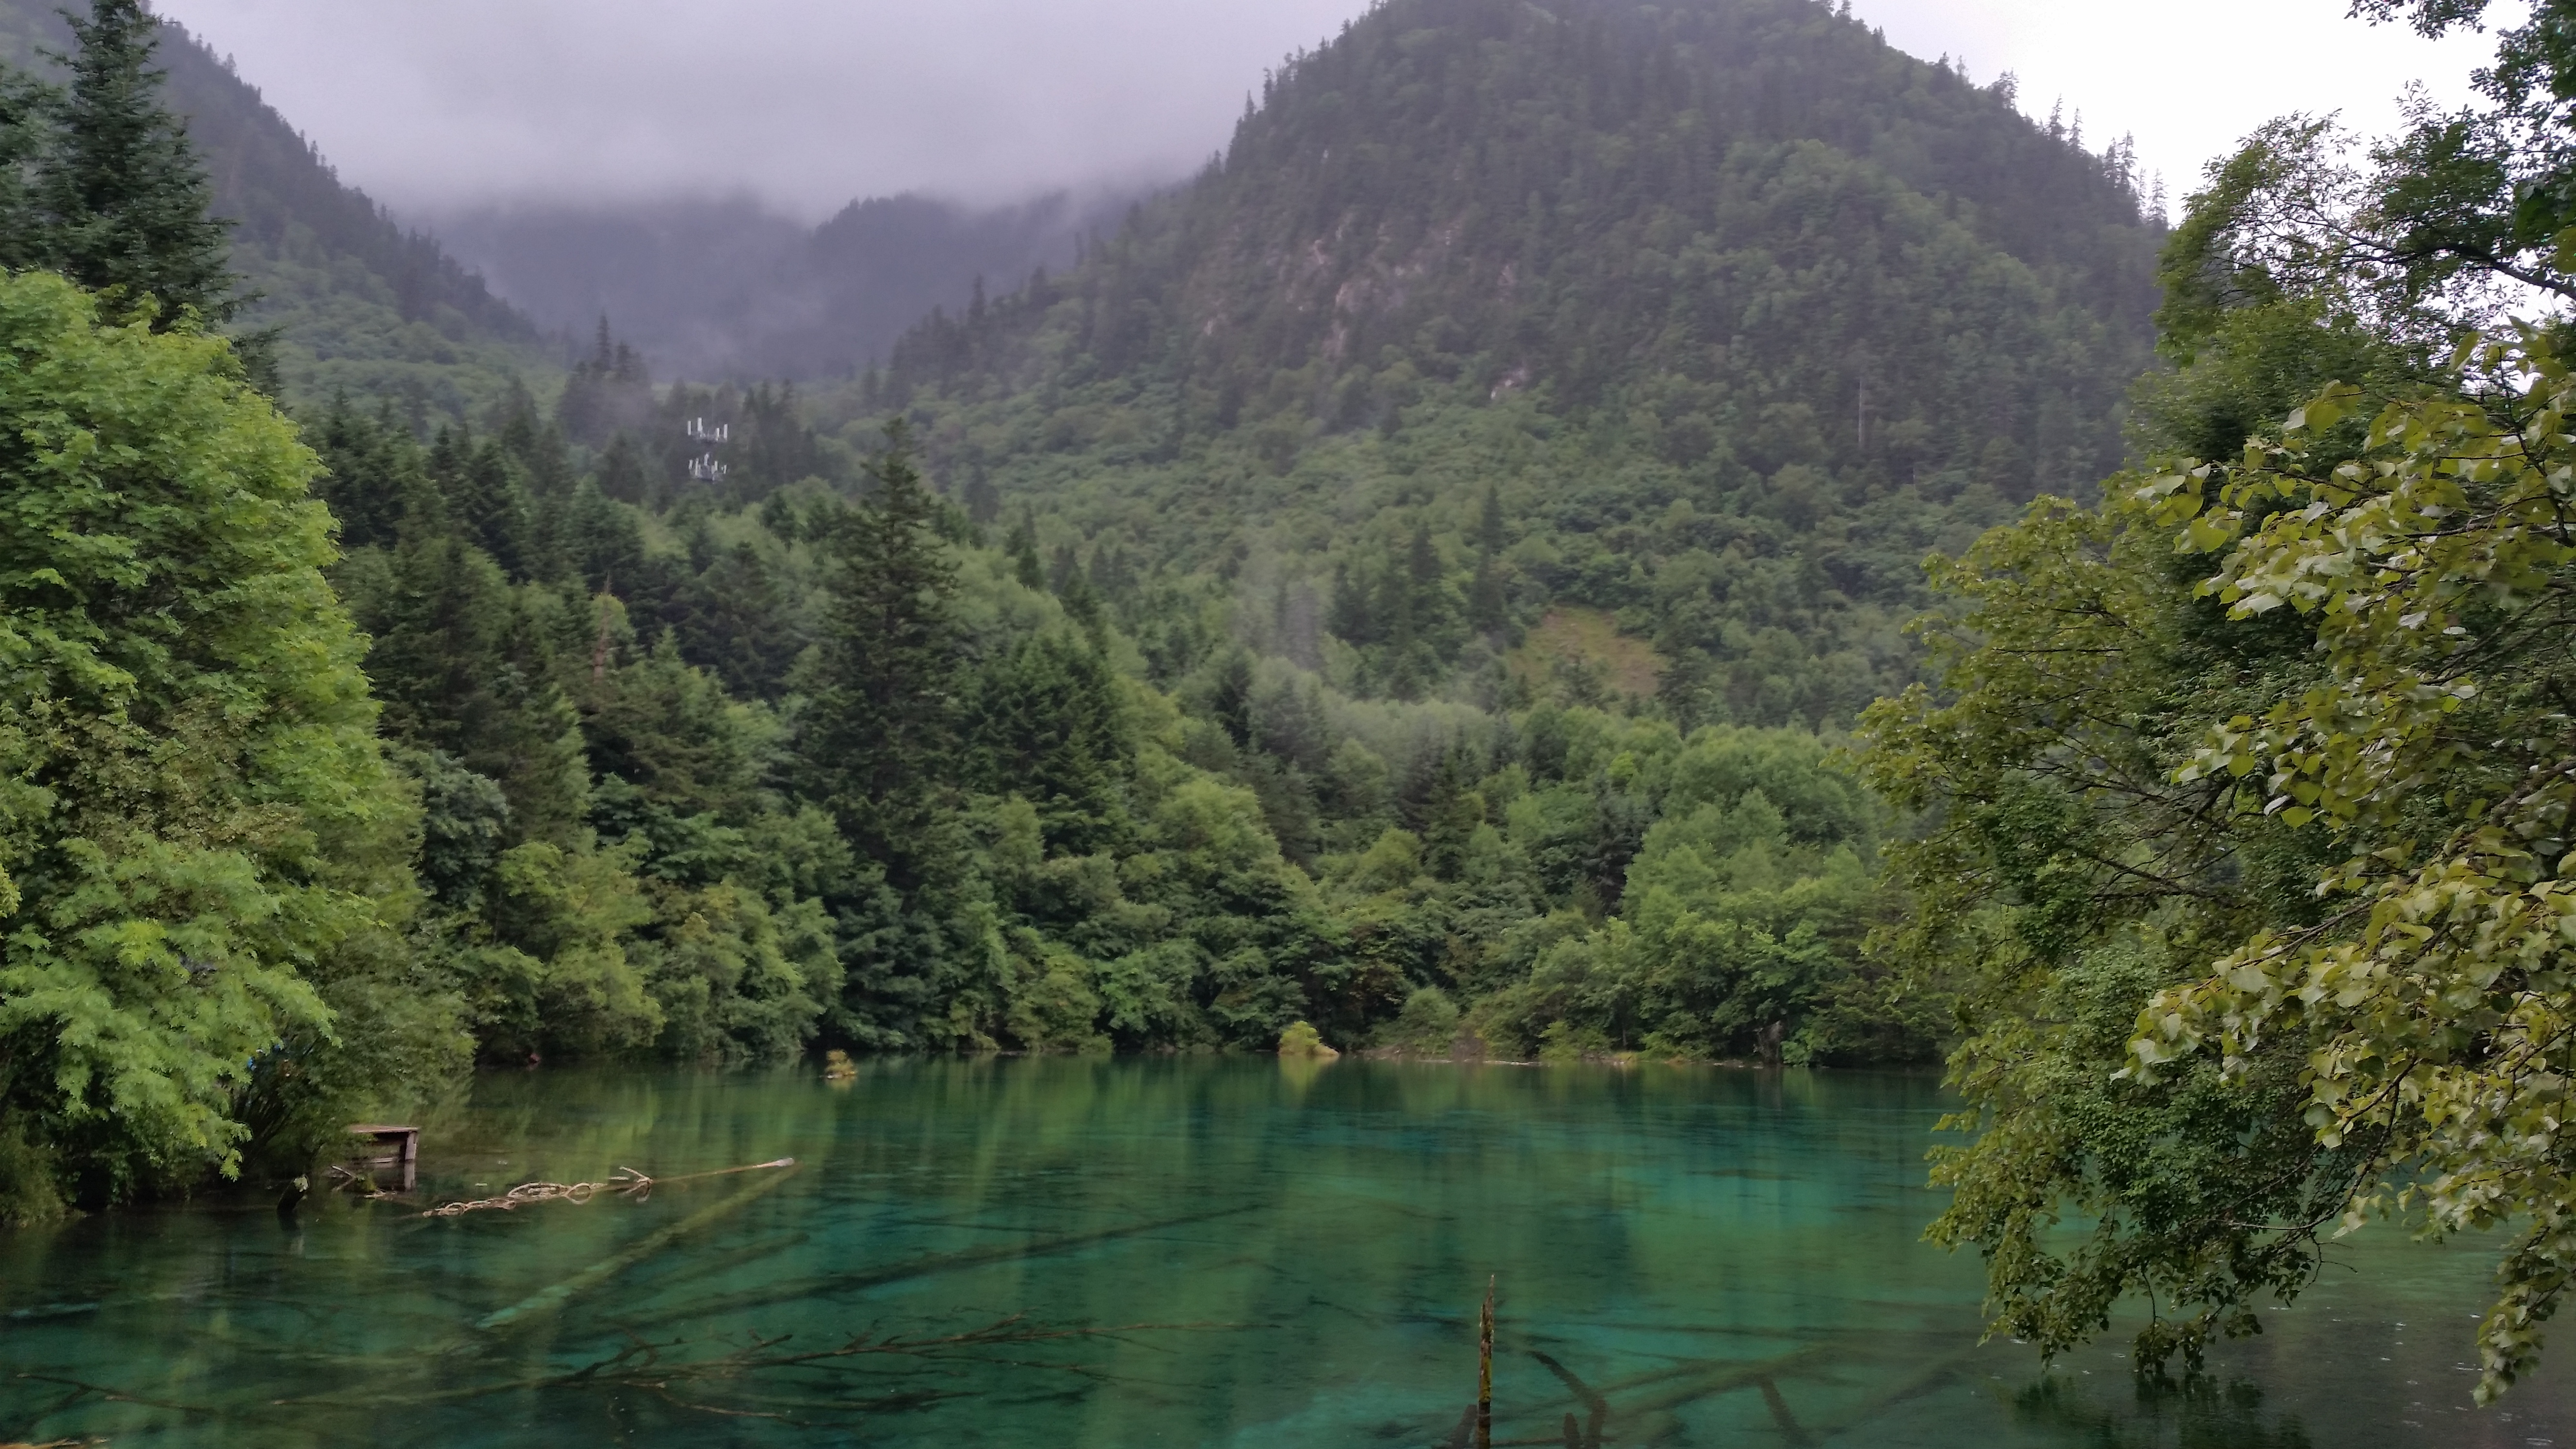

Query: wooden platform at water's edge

[348,1124,419,1190]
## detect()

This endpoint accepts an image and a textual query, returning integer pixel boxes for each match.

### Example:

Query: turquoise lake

[2,1058,2569,1446]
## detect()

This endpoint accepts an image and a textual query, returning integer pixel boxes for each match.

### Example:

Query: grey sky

[154,0,2507,223]
[156,0,1380,219]
[1850,0,2512,209]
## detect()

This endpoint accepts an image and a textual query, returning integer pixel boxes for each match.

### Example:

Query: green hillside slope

[8,0,2169,1161]
[0,1,542,412]
[821,0,2163,725]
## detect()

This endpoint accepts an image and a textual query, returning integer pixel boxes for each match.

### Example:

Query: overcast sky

[150,0,2510,223]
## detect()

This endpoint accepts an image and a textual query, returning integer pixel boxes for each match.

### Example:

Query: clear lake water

[2,1057,2568,1447]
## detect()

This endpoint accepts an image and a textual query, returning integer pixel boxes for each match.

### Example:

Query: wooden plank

[346,1125,420,1191]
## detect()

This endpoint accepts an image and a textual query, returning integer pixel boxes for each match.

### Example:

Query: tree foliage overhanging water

[1861,0,2576,1401]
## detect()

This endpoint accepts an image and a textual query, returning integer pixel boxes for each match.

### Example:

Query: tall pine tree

[805,421,961,888]
[0,69,49,274]
[36,0,237,327]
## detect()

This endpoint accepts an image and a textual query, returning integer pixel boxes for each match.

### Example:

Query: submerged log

[473,1160,801,1332]
[604,1200,1265,1333]
[1531,1351,1606,1448]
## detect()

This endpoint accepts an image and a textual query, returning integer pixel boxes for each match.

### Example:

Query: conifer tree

[962,467,1000,525]
[805,422,961,887]
[1327,559,1374,645]
[1057,560,1104,632]
[967,631,1133,854]
[310,394,439,552]
[1468,486,1511,632]
[1209,650,1255,747]
[677,542,800,700]
[1404,523,1441,610]
[1005,509,1044,590]
[0,70,52,274]
[439,435,531,580]
[596,432,651,503]
[36,0,237,327]
[1419,744,1484,881]
[1467,555,1509,634]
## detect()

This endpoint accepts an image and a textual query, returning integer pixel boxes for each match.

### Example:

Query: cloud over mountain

[152,0,1377,218]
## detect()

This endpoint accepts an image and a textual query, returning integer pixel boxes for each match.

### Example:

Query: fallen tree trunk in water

[418,1156,797,1218]
[471,1161,803,1332]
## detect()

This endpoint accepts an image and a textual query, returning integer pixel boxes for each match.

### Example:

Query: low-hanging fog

[150,0,1381,220]
[156,0,2498,225]
[144,0,2504,380]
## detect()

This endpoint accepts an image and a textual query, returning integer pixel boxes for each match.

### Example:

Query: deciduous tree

[0,273,439,1219]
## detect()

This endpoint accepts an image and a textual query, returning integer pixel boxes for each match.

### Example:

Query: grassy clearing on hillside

[1507,608,1667,704]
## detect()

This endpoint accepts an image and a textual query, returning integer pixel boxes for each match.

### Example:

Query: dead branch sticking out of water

[1427,1319,1856,1447]
[419,1167,649,1217]
[1477,1278,1496,1449]
[418,1158,796,1218]
[322,1165,401,1200]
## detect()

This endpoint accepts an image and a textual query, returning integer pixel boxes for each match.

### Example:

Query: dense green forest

[287,0,2175,1097]
[11,0,2097,1224]
[276,0,2190,1128]
[0,0,2243,1248]
[311,376,1921,1067]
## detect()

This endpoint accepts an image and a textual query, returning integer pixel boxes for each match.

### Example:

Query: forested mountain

[0,0,539,412]
[438,190,1137,382]
[181,0,2061,1095]
[822,0,2164,725]
[241,0,2165,1095]
[5,0,2171,1224]
[290,0,2168,1085]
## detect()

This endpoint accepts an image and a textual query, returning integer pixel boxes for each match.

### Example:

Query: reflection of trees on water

[7,1135,1267,1437]
[2,1065,2378,1447]
[5,1321,2310,1445]
[0,1335,2339,1448]
[2011,1374,2313,1449]
[1405,1343,2320,1448]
